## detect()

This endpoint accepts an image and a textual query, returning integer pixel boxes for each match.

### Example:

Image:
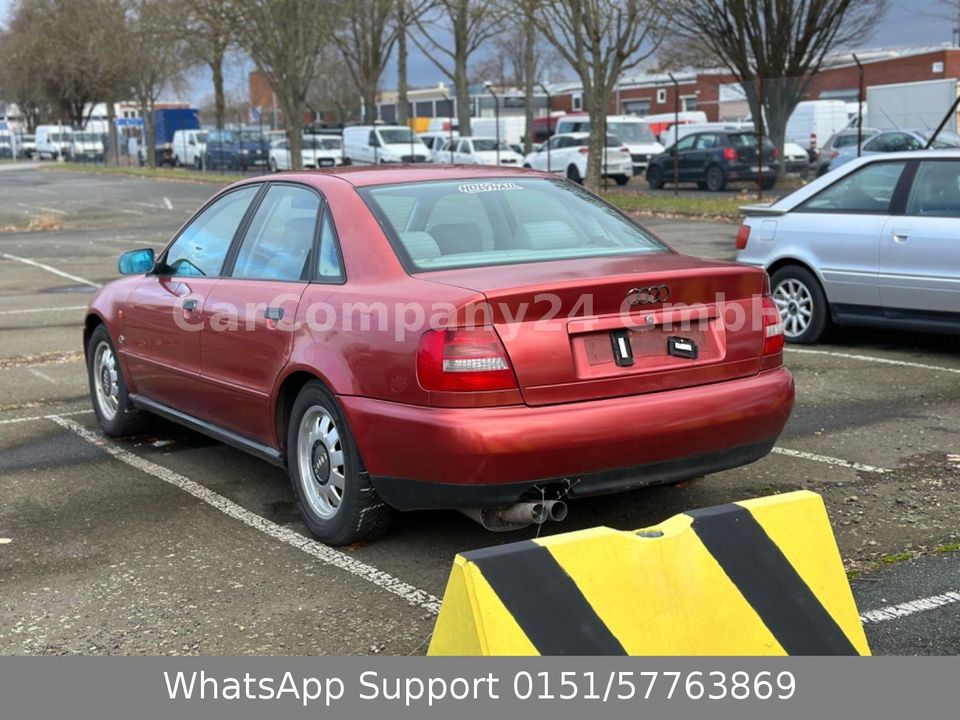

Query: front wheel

[614,175,630,186]
[286,381,394,545]
[646,164,664,189]
[87,324,141,436]
[566,164,582,184]
[770,265,830,344]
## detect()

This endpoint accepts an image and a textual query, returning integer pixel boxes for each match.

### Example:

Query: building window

[681,95,698,112]
[656,88,667,104]
[623,99,651,116]
[572,93,583,111]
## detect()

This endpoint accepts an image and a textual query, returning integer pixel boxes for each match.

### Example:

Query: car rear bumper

[340,367,794,510]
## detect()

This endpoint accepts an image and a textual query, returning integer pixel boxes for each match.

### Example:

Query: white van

[342,125,430,165]
[35,125,73,160]
[171,129,208,168]
[470,116,527,146]
[785,100,849,155]
[554,114,664,174]
[66,131,105,161]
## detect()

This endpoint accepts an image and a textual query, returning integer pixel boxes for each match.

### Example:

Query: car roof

[251,165,551,188]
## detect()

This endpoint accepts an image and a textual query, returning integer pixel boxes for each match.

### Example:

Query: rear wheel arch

[273,370,341,455]
[765,257,824,289]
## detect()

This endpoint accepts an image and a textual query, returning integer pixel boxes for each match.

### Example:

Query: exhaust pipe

[460,500,568,532]
[543,499,568,522]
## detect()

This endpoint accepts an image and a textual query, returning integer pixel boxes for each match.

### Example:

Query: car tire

[566,164,582,184]
[758,177,777,191]
[173,155,181,167]
[194,155,202,170]
[87,324,142,437]
[614,175,630,186]
[770,265,830,344]
[286,380,394,545]
[705,165,726,192]
[646,164,664,189]
[523,163,531,169]
[696,181,708,190]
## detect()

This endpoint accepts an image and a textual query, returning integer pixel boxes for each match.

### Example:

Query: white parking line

[772,446,891,474]
[860,590,960,625]
[0,305,87,316]
[163,197,173,210]
[16,202,65,215]
[49,415,442,615]
[788,348,960,375]
[0,408,91,426]
[28,368,57,384]
[0,253,102,288]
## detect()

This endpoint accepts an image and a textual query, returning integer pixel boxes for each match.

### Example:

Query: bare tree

[0,1,54,130]
[229,0,336,169]
[334,0,398,124]
[307,44,362,125]
[411,0,505,135]
[669,0,887,175]
[185,0,235,131]
[395,0,436,126]
[535,0,665,191]
[127,0,189,168]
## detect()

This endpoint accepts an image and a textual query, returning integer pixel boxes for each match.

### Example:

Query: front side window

[675,135,697,152]
[607,122,656,143]
[694,134,720,150]
[164,186,259,277]
[798,161,906,214]
[457,139,471,154]
[906,160,960,217]
[866,133,921,153]
[232,185,320,281]
[361,178,669,271]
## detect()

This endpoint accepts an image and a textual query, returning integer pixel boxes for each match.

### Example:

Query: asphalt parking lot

[2,165,960,655]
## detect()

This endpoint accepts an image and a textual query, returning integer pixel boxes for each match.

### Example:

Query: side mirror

[119,248,155,275]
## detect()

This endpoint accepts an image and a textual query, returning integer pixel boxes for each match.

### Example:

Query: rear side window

[906,161,960,217]
[361,178,668,271]
[798,161,907,214]
[231,185,320,281]
[164,185,259,277]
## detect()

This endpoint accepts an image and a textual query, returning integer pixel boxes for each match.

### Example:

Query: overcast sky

[0,0,955,105]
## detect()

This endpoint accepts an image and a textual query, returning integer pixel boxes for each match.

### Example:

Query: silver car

[737,150,960,343]
[827,129,960,172]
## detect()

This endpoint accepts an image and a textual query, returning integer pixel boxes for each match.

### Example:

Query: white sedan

[523,132,633,185]
[269,135,343,171]
[451,137,523,166]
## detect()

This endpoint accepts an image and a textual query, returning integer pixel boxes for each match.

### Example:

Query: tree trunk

[397,11,409,125]
[144,101,156,169]
[363,75,378,124]
[283,96,303,170]
[584,78,607,192]
[106,99,118,166]
[211,48,226,130]
[522,8,535,154]
[453,6,471,136]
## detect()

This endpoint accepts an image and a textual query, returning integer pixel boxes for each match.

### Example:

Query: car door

[455,138,472,164]
[880,159,960,316]
[685,133,716,180]
[201,183,321,443]
[122,184,261,417]
[789,159,909,311]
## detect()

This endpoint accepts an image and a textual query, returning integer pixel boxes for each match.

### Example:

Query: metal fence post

[538,82,552,174]
[757,76,765,202]
[669,73,679,196]
[854,53,864,157]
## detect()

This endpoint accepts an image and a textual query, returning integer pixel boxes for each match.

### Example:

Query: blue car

[204,129,269,171]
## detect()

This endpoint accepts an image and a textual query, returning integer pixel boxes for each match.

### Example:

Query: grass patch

[605,191,763,220]
[934,543,960,554]
[41,162,233,185]
[846,569,862,580]
[879,551,913,565]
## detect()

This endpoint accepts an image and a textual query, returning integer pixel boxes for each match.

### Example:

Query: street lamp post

[484,82,500,166]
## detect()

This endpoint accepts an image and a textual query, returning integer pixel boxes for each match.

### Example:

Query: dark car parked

[204,129,269,171]
[647,131,779,191]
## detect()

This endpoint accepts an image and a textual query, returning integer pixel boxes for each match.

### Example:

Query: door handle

[181,299,198,311]
[264,306,284,321]
[892,232,909,243]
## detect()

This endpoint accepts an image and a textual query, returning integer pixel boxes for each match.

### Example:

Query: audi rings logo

[627,285,670,306]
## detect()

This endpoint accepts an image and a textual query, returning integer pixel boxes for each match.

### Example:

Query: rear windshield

[729,132,775,148]
[608,121,656,143]
[360,178,669,272]
[472,139,511,152]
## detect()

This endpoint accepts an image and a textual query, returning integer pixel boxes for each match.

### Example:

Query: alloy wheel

[296,407,346,520]
[93,341,120,421]
[773,278,814,339]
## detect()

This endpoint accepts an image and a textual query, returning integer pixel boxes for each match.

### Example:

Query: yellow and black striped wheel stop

[428,491,870,656]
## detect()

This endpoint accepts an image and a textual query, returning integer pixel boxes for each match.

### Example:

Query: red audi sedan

[84,166,793,544]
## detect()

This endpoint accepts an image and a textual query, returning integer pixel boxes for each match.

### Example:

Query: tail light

[723,147,738,162]
[417,327,518,392]
[736,224,751,250]
[771,147,780,159]
[761,295,785,356]
[620,146,630,153]
[578,147,589,154]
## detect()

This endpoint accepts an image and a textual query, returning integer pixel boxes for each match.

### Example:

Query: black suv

[204,129,269,171]
[647,131,778,191]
